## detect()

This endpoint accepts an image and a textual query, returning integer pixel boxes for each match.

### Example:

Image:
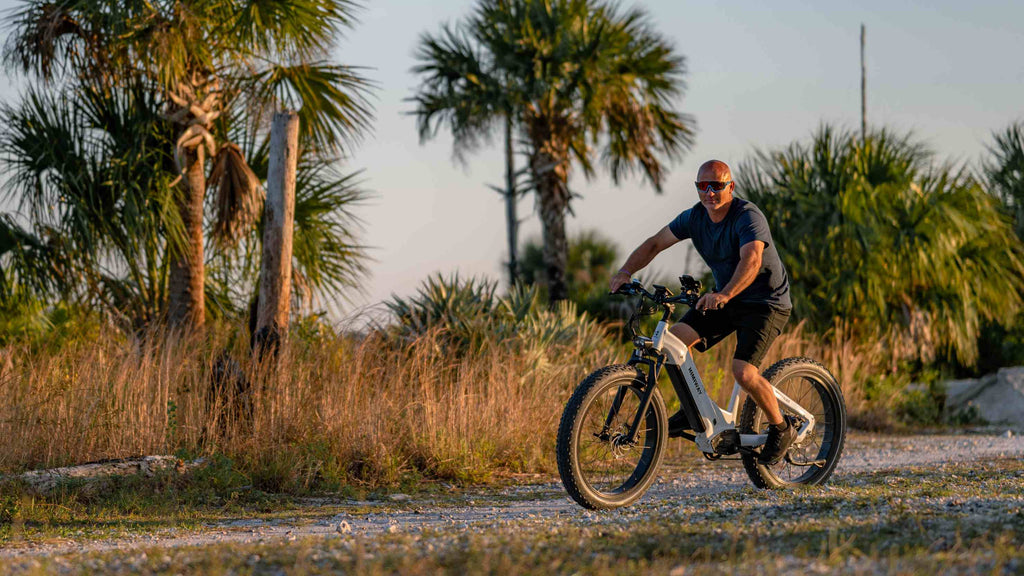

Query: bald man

[609,159,796,466]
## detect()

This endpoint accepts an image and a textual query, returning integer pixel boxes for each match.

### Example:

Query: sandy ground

[2,430,1021,560]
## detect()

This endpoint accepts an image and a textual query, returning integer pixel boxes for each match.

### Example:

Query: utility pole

[861,23,867,142]
[504,112,519,288]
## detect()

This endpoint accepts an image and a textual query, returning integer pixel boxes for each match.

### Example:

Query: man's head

[695,159,734,212]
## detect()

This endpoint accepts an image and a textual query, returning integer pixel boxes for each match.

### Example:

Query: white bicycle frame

[650,319,816,454]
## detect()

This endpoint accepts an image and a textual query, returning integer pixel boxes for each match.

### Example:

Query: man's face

[695,166,734,212]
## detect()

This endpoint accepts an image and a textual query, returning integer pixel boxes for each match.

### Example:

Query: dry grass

[0,319,893,490]
[0,324,614,489]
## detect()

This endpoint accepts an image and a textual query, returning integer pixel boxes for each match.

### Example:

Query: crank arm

[784,453,826,467]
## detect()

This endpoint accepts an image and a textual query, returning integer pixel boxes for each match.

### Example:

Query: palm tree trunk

[168,147,206,328]
[504,113,519,288]
[531,149,570,303]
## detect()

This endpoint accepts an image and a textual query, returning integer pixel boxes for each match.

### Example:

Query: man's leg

[731,359,783,425]
[731,306,795,464]
[668,322,701,347]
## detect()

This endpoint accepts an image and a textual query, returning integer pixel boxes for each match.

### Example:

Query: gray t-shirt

[668,198,792,309]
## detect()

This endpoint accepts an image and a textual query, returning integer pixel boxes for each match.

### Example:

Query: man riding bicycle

[609,159,796,465]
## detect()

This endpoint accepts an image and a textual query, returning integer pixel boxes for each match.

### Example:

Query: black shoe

[758,416,797,466]
[668,410,690,438]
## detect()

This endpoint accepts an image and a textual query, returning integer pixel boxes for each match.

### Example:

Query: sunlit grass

[0,312,898,493]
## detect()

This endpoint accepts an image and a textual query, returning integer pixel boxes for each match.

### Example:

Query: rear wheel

[556,364,667,509]
[739,357,846,488]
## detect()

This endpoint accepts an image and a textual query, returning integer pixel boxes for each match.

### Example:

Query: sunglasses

[695,180,732,192]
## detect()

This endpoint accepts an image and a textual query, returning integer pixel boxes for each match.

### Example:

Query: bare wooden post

[861,23,867,142]
[255,111,299,354]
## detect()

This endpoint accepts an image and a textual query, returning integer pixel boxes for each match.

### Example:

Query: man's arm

[697,241,764,310]
[608,226,680,293]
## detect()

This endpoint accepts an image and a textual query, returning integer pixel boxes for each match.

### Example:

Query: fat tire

[556,364,668,510]
[739,357,847,489]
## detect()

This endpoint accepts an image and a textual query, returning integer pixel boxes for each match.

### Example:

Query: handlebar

[612,276,703,308]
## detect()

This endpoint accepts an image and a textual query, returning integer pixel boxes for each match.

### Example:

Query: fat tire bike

[556,277,847,510]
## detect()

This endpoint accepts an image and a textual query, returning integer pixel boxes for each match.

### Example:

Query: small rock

[387,525,399,534]
[336,521,352,534]
[1006,430,1014,438]
[389,493,411,502]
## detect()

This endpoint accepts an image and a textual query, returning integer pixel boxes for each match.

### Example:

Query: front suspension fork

[602,354,663,446]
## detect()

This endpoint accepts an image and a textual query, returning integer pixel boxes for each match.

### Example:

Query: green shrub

[384,273,611,356]
[741,125,1024,367]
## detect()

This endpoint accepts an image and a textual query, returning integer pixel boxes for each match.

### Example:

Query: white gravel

[2,430,1022,560]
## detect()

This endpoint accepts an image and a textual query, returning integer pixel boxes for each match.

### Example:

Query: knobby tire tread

[556,364,665,510]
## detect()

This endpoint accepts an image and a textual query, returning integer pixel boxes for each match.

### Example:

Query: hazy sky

[1,0,1022,319]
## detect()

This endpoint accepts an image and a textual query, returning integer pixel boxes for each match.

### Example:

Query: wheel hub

[609,432,636,457]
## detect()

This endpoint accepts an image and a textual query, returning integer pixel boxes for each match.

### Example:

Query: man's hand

[609,271,631,294]
[696,292,730,311]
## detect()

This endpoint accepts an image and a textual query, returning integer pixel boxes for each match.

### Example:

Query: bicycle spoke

[575,380,657,495]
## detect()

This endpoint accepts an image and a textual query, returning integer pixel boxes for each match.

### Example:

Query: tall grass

[0,322,616,490]
[0,316,896,491]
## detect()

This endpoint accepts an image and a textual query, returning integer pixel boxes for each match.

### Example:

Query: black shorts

[679,301,791,367]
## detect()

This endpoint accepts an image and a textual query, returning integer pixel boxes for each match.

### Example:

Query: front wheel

[739,357,847,488]
[556,364,667,509]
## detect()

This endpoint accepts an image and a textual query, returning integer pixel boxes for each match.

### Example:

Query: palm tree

[1,79,182,326]
[4,0,372,329]
[413,0,695,302]
[984,121,1024,238]
[740,125,1024,365]
[0,72,371,330]
[411,19,527,287]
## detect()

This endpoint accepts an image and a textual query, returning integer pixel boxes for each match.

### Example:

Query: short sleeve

[668,209,691,240]
[736,208,771,248]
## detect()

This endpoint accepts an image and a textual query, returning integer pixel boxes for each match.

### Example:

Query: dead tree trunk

[255,111,299,355]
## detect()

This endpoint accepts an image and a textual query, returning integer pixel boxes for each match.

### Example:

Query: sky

[1,0,1022,321]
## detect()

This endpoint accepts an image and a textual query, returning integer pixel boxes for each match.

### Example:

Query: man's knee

[669,323,701,347]
[732,359,761,387]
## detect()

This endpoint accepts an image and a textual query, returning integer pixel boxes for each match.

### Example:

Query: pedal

[784,452,826,467]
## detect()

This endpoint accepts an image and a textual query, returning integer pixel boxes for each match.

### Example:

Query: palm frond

[3,0,88,79]
[209,142,264,246]
[289,163,371,303]
[983,120,1024,237]
[231,0,360,61]
[242,61,374,155]
[408,22,512,163]
[0,215,69,302]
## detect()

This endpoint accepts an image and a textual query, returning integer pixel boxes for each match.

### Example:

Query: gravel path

[3,430,1022,560]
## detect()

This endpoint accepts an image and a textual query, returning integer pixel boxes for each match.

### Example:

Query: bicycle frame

[631,318,817,455]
